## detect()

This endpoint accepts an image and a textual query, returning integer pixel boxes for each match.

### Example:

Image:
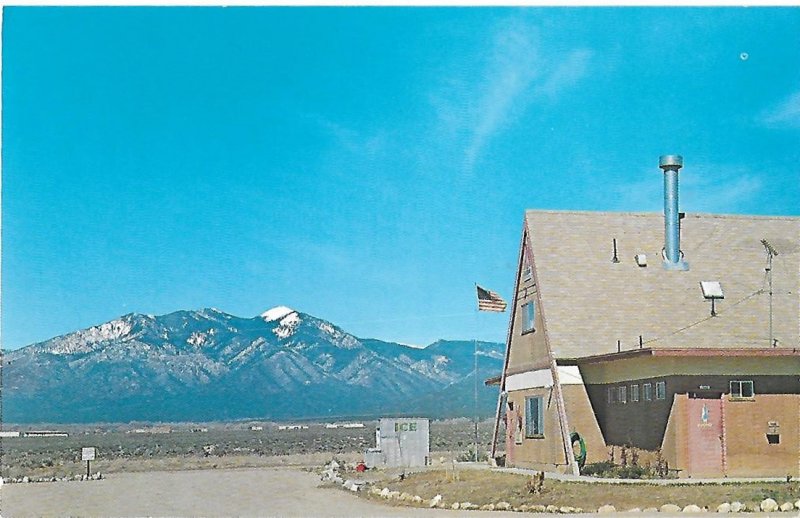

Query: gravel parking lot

[0,467,517,518]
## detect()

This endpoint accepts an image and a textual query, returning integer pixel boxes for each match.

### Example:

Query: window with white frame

[730,380,754,398]
[522,301,535,333]
[618,386,627,404]
[630,384,639,402]
[525,396,544,437]
[655,381,666,400]
[608,387,616,404]
[523,255,532,281]
[643,383,652,401]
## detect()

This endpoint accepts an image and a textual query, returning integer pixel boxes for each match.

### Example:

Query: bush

[614,465,648,479]
[581,461,615,476]
[456,446,488,462]
[581,461,649,479]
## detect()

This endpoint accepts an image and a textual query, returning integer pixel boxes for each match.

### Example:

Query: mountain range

[4,306,504,423]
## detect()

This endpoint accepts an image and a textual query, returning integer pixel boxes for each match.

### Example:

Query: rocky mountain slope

[4,307,504,423]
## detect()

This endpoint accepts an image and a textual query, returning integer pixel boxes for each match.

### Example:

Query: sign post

[81,447,96,478]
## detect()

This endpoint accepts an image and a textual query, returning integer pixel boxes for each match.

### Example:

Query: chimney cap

[659,155,683,170]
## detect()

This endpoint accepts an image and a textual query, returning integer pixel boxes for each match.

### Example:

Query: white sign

[81,447,96,461]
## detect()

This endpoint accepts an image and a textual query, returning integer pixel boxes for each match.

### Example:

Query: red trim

[574,347,800,365]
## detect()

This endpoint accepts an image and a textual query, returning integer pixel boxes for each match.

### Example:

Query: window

[618,386,627,404]
[767,421,780,444]
[643,383,652,401]
[525,396,544,437]
[522,302,535,333]
[730,380,754,399]
[523,257,532,281]
[630,384,639,402]
[655,381,666,400]
[608,387,616,404]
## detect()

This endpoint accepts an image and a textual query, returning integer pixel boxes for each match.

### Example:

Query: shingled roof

[526,211,800,360]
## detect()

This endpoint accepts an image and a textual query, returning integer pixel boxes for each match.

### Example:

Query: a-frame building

[491,157,800,478]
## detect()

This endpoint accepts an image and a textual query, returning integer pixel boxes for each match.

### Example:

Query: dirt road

[0,467,519,518]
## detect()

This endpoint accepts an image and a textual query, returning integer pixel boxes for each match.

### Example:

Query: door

[685,398,724,477]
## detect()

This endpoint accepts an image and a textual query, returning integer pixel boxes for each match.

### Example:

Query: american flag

[476,285,507,312]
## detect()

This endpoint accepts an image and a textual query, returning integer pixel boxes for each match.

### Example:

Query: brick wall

[723,394,800,477]
[662,394,799,477]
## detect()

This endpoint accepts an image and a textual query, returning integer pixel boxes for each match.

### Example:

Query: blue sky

[3,7,799,350]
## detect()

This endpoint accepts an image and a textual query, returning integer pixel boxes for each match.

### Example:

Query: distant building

[23,430,69,437]
[491,156,800,478]
[130,426,172,434]
[365,418,429,468]
[0,431,20,438]
[277,424,308,431]
[342,423,364,429]
[250,425,263,431]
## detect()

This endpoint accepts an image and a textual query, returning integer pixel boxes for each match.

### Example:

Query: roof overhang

[569,347,800,366]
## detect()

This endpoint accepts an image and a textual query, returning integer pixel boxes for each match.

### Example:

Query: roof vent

[659,155,689,271]
[635,254,647,267]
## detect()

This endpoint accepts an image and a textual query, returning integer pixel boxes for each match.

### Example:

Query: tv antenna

[761,239,779,347]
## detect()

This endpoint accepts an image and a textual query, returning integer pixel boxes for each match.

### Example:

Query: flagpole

[475,283,507,464]
[473,283,479,463]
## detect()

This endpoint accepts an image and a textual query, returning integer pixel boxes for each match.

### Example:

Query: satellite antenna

[700,281,724,316]
[761,239,779,347]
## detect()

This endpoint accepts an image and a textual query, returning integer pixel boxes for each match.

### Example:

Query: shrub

[581,461,615,476]
[581,461,649,479]
[614,465,648,479]
[456,446,488,462]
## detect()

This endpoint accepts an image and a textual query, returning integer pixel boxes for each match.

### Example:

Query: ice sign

[394,421,417,432]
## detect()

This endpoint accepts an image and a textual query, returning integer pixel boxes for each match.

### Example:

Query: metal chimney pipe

[659,155,689,270]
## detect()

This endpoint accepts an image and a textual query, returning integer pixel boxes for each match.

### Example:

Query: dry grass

[363,469,800,511]
[6,451,369,479]
[1,419,495,479]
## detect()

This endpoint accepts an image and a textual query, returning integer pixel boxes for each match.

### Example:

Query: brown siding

[507,277,549,373]
[561,384,607,464]
[505,387,570,472]
[586,374,800,450]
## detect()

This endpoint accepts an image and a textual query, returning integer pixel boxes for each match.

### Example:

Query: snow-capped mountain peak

[6,308,504,423]
[272,311,301,339]
[261,306,296,322]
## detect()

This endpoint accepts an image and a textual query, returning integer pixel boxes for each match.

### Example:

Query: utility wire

[641,288,765,346]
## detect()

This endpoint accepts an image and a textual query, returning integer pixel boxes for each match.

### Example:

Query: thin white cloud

[607,164,763,214]
[311,17,593,181]
[760,90,800,128]
[681,172,763,213]
[463,19,542,171]
[429,16,593,174]
[534,49,593,99]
